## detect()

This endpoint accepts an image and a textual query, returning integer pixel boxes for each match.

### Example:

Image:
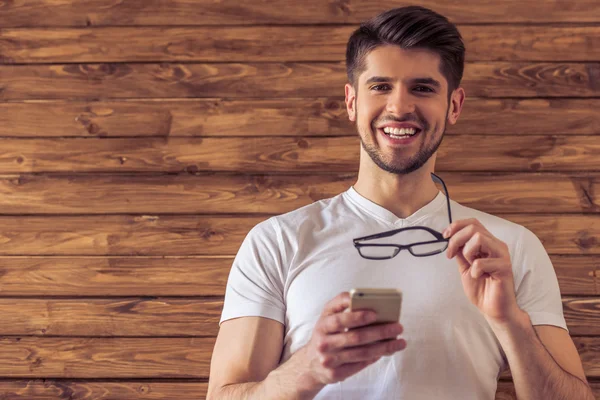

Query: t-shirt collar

[345,186,447,226]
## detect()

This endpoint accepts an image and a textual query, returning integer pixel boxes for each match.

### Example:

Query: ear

[447,87,465,125]
[345,83,357,122]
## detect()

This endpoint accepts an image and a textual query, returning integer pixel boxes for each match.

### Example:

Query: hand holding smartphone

[297,291,406,388]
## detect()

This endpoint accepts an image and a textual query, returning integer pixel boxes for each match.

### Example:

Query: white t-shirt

[220,187,568,399]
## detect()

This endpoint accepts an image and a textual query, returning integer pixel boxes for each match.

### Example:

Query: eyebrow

[365,76,442,89]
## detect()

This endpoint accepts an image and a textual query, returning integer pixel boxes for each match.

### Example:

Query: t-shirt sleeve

[513,226,568,333]
[219,217,286,326]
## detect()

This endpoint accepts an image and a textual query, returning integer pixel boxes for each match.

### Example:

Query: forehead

[359,45,446,87]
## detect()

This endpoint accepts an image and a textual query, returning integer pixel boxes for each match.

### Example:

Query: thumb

[455,248,471,275]
[470,257,504,280]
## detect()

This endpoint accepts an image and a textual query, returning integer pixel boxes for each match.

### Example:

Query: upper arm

[534,325,588,385]
[512,229,586,382]
[207,316,285,398]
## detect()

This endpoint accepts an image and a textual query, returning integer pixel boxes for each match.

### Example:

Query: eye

[371,84,391,91]
[414,86,434,93]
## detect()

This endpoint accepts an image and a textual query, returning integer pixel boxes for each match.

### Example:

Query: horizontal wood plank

[562,297,600,336]
[0,296,598,337]
[0,136,598,173]
[0,337,598,379]
[2,26,599,64]
[1,98,598,137]
[0,215,595,256]
[0,173,598,214]
[0,256,232,296]
[0,62,598,100]
[0,215,268,256]
[0,254,593,297]
[0,381,210,400]
[2,0,600,27]
[0,381,597,400]
[0,337,214,378]
[0,298,223,337]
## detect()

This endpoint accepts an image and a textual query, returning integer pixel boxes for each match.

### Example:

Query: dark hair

[346,6,465,98]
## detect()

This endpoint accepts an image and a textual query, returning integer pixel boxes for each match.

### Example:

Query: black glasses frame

[353,172,453,260]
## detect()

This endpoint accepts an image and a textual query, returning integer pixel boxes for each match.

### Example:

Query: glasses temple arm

[430,172,453,225]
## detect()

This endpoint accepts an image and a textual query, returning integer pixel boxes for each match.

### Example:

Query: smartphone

[349,288,402,324]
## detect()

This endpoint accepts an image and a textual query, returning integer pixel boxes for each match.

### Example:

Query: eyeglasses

[353,172,452,260]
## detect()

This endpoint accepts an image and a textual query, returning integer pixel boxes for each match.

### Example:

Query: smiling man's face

[345,45,464,175]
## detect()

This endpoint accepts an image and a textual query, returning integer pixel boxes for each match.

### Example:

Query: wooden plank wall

[1,1,599,398]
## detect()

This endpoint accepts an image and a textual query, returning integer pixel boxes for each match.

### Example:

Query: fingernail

[443,229,450,238]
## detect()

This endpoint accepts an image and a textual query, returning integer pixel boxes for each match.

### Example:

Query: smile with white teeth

[382,126,419,139]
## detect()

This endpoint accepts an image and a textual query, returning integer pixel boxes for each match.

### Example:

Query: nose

[386,87,416,116]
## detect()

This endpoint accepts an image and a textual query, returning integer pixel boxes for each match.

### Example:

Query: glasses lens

[409,240,448,256]
[358,245,399,259]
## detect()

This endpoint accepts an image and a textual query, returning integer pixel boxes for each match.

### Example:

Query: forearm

[214,347,325,400]
[489,310,593,400]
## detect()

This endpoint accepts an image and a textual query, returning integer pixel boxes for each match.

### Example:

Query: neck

[353,156,439,219]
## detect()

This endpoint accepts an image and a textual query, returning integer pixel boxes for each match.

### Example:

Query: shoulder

[450,200,547,269]
[449,199,534,256]
[242,191,347,250]
[270,191,347,230]
[450,199,525,236]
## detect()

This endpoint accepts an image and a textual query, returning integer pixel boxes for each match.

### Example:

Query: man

[207,6,593,399]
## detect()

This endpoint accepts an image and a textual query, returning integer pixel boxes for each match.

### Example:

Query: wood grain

[0,381,209,400]
[0,337,214,378]
[0,298,223,337]
[0,137,598,173]
[0,380,597,399]
[0,296,597,337]
[0,215,267,256]
[0,98,598,137]
[0,254,594,297]
[0,256,232,296]
[2,0,600,392]
[0,214,595,256]
[1,26,598,63]
[562,297,600,336]
[1,62,598,100]
[2,0,600,27]
[0,336,598,379]
[0,173,597,214]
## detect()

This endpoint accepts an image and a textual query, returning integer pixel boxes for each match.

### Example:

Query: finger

[324,338,407,368]
[461,232,493,265]
[443,218,479,237]
[445,224,477,259]
[455,250,471,275]
[444,218,488,239]
[470,257,504,279]
[321,309,377,334]
[322,292,350,317]
[448,225,496,260]
[320,322,404,352]
[463,231,507,265]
